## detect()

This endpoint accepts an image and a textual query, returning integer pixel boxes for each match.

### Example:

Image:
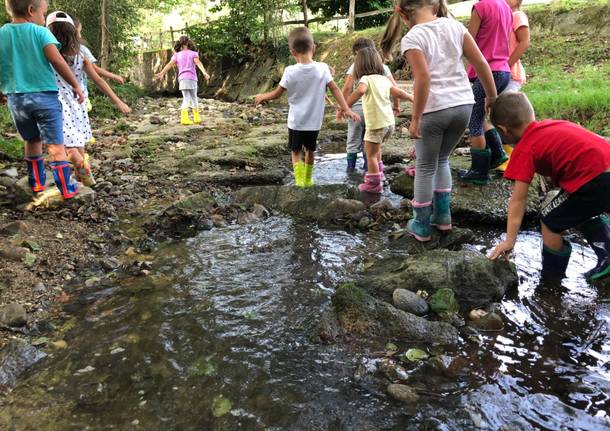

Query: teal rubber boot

[407,202,432,242]
[431,190,452,231]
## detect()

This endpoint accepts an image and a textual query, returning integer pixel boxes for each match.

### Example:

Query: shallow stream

[1,154,608,430]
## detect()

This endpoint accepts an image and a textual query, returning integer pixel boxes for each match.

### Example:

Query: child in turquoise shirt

[0,0,84,199]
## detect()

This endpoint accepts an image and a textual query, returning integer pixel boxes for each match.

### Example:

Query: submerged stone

[0,340,46,389]
[392,289,429,316]
[387,383,419,404]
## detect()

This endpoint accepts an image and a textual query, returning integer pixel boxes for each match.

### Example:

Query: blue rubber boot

[50,161,78,199]
[486,128,508,170]
[25,155,46,192]
[407,202,432,242]
[458,148,491,185]
[579,215,610,281]
[541,239,572,281]
[347,153,357,173]
[431,190,452,231]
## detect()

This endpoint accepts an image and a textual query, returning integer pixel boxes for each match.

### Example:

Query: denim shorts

[7,91,64,145]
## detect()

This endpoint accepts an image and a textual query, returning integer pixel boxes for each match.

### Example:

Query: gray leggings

[414,104,473,204]
[181,90,199,110]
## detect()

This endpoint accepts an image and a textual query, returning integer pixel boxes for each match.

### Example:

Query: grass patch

[88,82,144,119]
[0,105,23,160]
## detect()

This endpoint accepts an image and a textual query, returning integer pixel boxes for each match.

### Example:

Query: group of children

[0,0,130,199]
[252,0,609,282]
[1,0,608,282]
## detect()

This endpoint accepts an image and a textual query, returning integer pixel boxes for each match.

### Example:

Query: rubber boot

[486,128,509,170]
[25,155,46,192]
[180,109,193,125]
[579,216,610,280]
[540,239,572,281]
[192,109,201,124]
[431,190,452,230]
[362,151,368,172]
[49,161,78,199]
[346,153,357,173]
[407,201,432,242]
[458,148,491,185]
[496,145,513,172]
[378,160,386,181]
[78,153,96,187]
[358,172,382,194]
[303,163,314,188]
[293,161,305,187]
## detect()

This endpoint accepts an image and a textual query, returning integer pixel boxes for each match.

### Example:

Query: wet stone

[387,383,419,404]
[469,312,504,331]
[0,303,27,327]
[0,340,46,389]
[392,289,429,316]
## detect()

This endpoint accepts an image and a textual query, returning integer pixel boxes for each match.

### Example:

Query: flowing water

[1,155,609,430]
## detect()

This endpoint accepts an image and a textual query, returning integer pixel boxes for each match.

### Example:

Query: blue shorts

[7,91,64,145]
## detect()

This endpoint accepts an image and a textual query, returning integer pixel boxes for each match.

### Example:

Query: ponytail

[436,0,448,17]
[381,12,404,60]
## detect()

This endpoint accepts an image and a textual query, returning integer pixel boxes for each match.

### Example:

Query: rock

[0,340,46,388]
[0,221,29,236]
[0,177,16,188]
[0,304,27,327]
[428,288,459,316]
[392,289,429,316]
[357,250,518,310]
[210,214,227,228]
[370,199,394,212]
[469,312,504,331]
[170,191,216,213]
[252,204,270,219]
[237,212,259,225]
[332,284,458,345]
[378,358,410,381]
[235,184,365,223]
[387,383,419,404]
[310,308,344,344]
[0,246,28,261]
[51,340,68,349]
[15,174,96,208]
[358,216,372,228]
[429,355,469,378]
[33,282,46,294]
[390,162,541,224]
[388,227,475,254]
[0,167,18,178]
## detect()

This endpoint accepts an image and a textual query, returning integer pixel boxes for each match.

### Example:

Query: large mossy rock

[234,184,367,223]
[390,157,541,224]
[357,250,518,310]
[331,284,459,345]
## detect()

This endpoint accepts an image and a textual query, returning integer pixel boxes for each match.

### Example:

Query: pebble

[0,303,27,327]
[358,216,371,229]
[75,365,95,374]
[387,383,419,404]
[0,167,18,178]
[469,312,504,331]
[0,220,29,236]
[0,246,28,261]
[392,289,429,316]
[33,282,46,294]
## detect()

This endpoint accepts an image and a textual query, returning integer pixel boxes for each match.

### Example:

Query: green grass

[0,105,23,160]
[88,82,144,120]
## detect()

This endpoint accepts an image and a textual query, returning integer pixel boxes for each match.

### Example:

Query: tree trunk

[301,0,308,27]
[348,0,356,32]
[100,0,110,69]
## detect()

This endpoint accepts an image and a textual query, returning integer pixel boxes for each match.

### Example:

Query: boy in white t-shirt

[255,27,360,187]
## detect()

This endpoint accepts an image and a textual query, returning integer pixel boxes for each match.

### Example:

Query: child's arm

[404,49,430,139]
[390,86,414,102]
[508,26,530,68]
[254,86,285,105]
[84,60,131,114]
[463,33,497,113]
[489,180,530,260]
[194,58,210,82]
[386,73,405,115]
[154,60,176,81]
[328,81,360,122]
[346,83,366,107]
[341,74,355,102]
[468,8,481,38]
[93,64,125,84]
[44,45,85,103]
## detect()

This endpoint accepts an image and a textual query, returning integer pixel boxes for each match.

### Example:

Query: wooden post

[348,0,356,32]
[100,0,109,68]
[170,26,175,43]
[301,0,309,27]
[159,31,163,50]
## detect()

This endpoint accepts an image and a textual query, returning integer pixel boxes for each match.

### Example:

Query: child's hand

[409,118,422,139]
[117,101,131,115]
[204,73,210,82]
[154,73,163,82]
[488,239,514,261]
[113,75,125,85]
[335,108,344,122]
[393,105,401,117]
[254,94,265,105]
[485,96,497,116]
[345,109,360,123]
[73,86,85,104]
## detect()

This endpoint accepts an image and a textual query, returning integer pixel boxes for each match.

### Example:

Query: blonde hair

[353,47,385,80]
[381,0,448,59]
[5,0,43,17]
[490,92,535,129]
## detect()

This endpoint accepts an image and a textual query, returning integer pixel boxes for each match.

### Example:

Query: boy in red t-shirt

[488,92,610,281]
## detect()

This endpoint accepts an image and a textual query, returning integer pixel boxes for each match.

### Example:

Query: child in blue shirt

[0,0,84,199]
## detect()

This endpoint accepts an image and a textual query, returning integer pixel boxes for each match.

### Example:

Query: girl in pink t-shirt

[155,36,210,125]
[459,0,513,186]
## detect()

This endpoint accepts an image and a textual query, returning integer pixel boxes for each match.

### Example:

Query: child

[458,0,513,185]
[346,47,412,193]
[254,27,360,188]
[342,38,405,173]
[381,0,497,241]
[155,36,210,125]
[47,11,130,186]
[0,0,84,199]
[496,0,530,172]
[489,92,610,281]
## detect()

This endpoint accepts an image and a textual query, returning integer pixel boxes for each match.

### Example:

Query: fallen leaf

[404,348,429,362]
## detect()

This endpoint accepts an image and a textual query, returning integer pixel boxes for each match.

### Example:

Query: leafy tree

[307,0,394,29]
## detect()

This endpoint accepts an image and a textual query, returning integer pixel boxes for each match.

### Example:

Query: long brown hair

[353,47,385,80]
[48,21,80,64]
[380,0,448,59]
[174,36,197,53]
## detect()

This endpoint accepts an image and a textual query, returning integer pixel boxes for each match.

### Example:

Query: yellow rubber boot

[303,163,314,188]
[192,109,201,124]
[180,109,193,125]
[79,153,96,187]
[294,162,305,187]
[496,145,513,172]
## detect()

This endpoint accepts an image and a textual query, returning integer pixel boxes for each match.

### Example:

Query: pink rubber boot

[378,161,386,181]
[358,173,383,194]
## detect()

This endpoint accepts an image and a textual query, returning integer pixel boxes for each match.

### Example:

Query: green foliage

[307,0,393,30]
[0,105,22,160]
[89,82,144,119]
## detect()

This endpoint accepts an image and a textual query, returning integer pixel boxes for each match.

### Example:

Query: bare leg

[25,139,43,158]
[303,150,314,165]
[364,141,380,174]
[291,150,302,166]
[541,222,565,251]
